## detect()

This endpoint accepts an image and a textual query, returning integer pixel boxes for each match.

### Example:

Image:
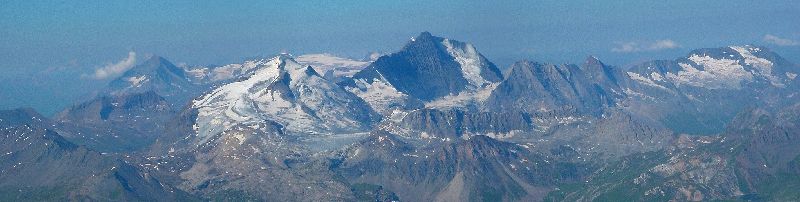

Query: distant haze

[1,0,799,115]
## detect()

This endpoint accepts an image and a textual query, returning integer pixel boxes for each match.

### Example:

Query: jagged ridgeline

[3,32,799,201]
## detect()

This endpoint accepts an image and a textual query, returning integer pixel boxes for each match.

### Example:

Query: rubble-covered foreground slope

[0,109,195,201]
[546,104,800,201]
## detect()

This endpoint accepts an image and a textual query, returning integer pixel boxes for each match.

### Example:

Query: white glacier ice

[191,55,374,145]
[666,55,753,89]
[442,39,491,89]
[730,46,783,87]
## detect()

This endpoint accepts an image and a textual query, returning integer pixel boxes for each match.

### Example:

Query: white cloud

[763,34,798,46]
[612,40,680,53]
[612,42,639,53]
[648,40,679,50]
[87,51,136,79]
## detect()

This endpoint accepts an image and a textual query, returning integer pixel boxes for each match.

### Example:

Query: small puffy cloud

[648,40,679,50]
[763,34,798,46]
[87,51,136,79]
[612,39,680,53]
[612,42,639,53]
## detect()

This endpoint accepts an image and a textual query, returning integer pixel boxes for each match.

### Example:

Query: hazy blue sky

[1,0,799,115]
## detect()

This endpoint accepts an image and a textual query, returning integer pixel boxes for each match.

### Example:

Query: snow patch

[624,88,656,101]
[127,75,148,88]
[730,46,782,87]
[207,59,273,82]
[192,55,372,145]
[185,68,209,81]
[345,74,408,114]
[666,55,753,89]
[787,72,798,80]
[295,53,368,78]
[441,39,491,88]
[232,133,246,145]
[627,72,668,90]
[425,83,498,109]
[650,72,664,82]
[482,130,522,139]
[296,54,367,67]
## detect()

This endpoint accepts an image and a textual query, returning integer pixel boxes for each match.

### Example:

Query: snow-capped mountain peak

[190,55,378,145]
[730,45,783,86]
[406,32,503,90]
[627,45,795,90]
[341,32,503,113]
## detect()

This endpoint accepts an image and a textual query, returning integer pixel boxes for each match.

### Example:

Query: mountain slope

[15,32,800,201]
[486,57,623,115]
[142,54,382,200]
[341,32,504,113]
[547,103,800,201]
[190,54,379,145]
[621,45,800,134]
[0,109,191,201]
[338,132,579,202]
[106,56,200,106]
[55,91,174,152]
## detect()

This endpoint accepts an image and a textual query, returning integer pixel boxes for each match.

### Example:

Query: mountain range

[2,32,799,201]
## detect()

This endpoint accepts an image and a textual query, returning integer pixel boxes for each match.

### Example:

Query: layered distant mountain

[106,56,200,107]
[621,45,800,134]
[55,91,174,152]
[3,32,800,201]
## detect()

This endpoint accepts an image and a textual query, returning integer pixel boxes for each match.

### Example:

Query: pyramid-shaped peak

[267,54,311,73]
[135,55,184,78]
[143,55,173,66]
[418,31,434,39]
[410,31,442,43]
[585,55,604,66]
[269,53,307,67]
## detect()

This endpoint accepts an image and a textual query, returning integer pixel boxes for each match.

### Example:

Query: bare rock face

[174,121,355,201]
[345,32,503,102]
[338,132,581,202]
[724,104,800,200]
[546,105,800,201]
[538,110,675,160]
[399,108,533,139]
[485,57,622,116]
[340,32,503,114]
[55,91,174,152]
